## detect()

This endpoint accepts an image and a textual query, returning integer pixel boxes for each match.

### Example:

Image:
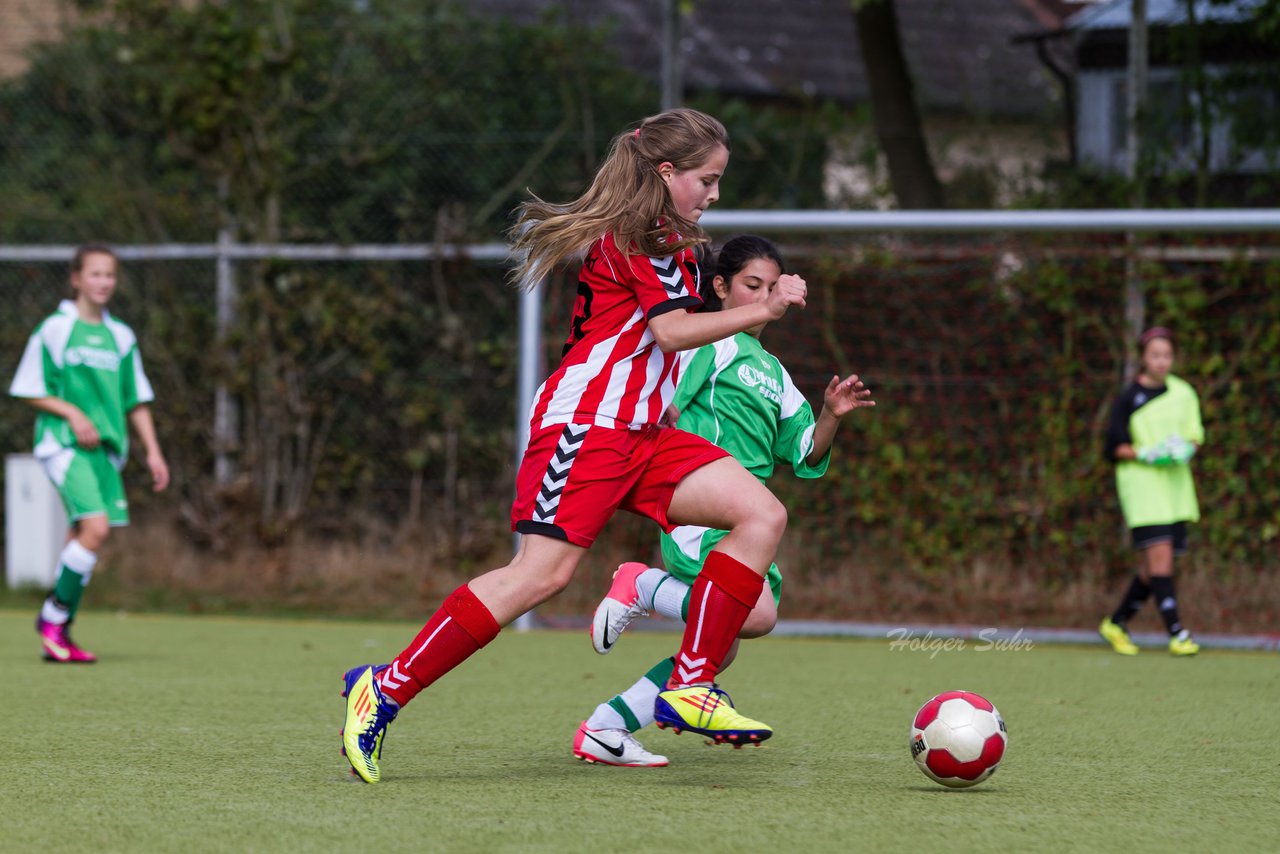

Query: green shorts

[660,525,783,606]
[39,445,130,527]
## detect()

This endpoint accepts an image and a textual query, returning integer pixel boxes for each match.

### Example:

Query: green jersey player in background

[9,243,169,663]
[573,235,876,767]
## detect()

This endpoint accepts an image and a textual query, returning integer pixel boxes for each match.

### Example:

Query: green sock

[52,541,97,620]
[52,566,85,618]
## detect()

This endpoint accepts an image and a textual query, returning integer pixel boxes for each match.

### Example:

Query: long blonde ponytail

[508,108,729,292]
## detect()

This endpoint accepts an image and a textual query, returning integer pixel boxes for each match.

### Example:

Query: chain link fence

[2,3,1277,629]
[3,228,1278,632]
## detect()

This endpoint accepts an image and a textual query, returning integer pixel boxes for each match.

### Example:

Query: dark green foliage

[0,1,656,547]
[0,0,659,244]
[760,236,1279,597]
[0,0,861,554]
[0,2,1274,614]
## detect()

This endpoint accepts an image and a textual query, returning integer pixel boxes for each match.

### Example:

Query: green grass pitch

[3,610,1277,852]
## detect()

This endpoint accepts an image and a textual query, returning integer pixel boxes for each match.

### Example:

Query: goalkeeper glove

[1136,443,1175,466]
[1166,435,1197,465]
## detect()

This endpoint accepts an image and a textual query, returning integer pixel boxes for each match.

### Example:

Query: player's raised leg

[591,561,658,654]
[591,542,780,656]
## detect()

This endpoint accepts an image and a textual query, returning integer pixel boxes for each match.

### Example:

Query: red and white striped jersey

[529,233,702,431]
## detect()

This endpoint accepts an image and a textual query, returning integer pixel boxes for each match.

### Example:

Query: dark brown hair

[1138,326,1174,353]
[71,242,118,273]
[698,235,785,313]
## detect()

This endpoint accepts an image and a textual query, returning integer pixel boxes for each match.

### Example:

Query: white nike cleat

[590,562,651,655]
[572,721,668,767]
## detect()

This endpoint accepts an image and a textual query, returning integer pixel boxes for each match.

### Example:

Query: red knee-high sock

[377,584,500,707]
[669,551,764,688]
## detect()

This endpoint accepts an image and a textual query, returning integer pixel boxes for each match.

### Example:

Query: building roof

[479,0,1078,118]
[1065,0,1264,30]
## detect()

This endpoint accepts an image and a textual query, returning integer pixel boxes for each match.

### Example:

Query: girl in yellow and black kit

[1098,327,1203,656]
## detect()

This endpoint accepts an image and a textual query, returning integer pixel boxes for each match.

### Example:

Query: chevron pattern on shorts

[534,424,589,522]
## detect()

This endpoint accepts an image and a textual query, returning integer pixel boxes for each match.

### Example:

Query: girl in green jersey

[573,235,875,766]
[9,243,169,662]
[1098,327,1202,657]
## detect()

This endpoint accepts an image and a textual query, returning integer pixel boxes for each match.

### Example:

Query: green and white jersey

[673,332,830,483]
[9,300,154,462]
[661,332,829,588]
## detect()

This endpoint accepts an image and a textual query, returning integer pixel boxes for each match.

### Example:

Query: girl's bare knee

[544,564,576,598]
[739,612,777,639]
[740,595,778,638]
[764,497,788,538]
[744,495,787,545]
[77,518,110,551]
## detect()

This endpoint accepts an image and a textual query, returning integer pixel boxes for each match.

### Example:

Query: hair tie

[1139,326,1174,349]
[633,128,641,139]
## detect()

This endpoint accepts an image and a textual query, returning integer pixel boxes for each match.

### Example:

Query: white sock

[650,574,691,621]
[617,677,660,730]
[586,668,667,733]
[61,540,98,582]
[633,568,666,610]
[40,597,71,625]
[585,702,627,732]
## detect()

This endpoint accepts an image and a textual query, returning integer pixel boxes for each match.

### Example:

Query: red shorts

[511,423,729,547]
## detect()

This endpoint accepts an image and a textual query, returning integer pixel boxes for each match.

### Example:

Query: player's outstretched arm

[649,274,807,353]
[806,373,876,467]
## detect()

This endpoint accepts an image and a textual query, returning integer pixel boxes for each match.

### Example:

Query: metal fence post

[511,279,544,631]
[213,200,239,485]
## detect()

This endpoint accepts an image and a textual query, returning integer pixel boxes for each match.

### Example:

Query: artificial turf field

[3,610,1277,853]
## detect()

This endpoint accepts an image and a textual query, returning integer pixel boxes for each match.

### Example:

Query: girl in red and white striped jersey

[337,108,807,782]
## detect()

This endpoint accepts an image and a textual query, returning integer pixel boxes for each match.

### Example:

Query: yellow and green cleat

[339,664,398,783]
[1099,618,1140,656]
[654,685,772,747]
[1169,631,1200,656]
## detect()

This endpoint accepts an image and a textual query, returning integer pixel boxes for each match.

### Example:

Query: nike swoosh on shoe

[584,732,626,757]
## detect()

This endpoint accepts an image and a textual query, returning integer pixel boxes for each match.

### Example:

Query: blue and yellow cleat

[654,685,772,747]
[339,664,398,783]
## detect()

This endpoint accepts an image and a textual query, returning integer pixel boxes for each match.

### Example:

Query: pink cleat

[590,561,651,655]
[37,617,97,664]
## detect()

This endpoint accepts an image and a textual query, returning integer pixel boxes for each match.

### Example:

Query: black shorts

[1130,522,1188,555]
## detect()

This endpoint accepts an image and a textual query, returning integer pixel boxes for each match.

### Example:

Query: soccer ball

[910,691,1007,788]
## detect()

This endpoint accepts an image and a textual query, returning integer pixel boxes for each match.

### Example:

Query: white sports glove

[1136,441,1174,466]
[1166,434,1196,465]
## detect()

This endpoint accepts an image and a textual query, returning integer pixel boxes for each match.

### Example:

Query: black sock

[1110,575,1151,626]
[1148,576,1184,636]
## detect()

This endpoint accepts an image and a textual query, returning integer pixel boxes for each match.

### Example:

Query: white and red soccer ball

[910,691,1008,788]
